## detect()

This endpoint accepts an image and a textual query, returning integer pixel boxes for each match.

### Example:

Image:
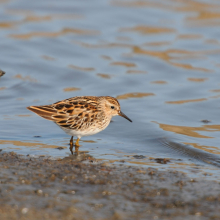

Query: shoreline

[0,151,219,219]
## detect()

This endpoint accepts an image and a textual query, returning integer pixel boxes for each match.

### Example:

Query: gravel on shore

[0,151,219,220]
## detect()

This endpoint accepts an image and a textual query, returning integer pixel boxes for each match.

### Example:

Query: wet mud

[0,151,220,220]
[1,0,220,218]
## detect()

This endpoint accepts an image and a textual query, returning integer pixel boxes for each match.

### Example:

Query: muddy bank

[0,152,219,220]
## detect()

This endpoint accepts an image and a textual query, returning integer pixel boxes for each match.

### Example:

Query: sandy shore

[0,151,219,220]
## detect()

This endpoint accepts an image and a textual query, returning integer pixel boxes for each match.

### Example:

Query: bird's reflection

[62,148,93,162]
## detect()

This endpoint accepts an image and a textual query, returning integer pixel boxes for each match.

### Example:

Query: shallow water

[1,0,220,178]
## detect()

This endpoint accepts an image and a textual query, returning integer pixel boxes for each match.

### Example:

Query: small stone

[201,119,211,123]
[133,155,146,159]
[21,207,28,214]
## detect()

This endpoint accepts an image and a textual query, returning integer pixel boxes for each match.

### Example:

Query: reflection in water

[101,55,112,60]
[126,70,147,74]
[41,55,55,61]
[1,10,82,30]
[0,22,15,29]
[210,94,220,99]
[23,15,51,22]
[0,140,64,149]
[210,89,220,93]
[16,114,31,117]
[13,74,38,83]
[155,122,218,138]
[132,46,213,72]
[110,61,136,68]
[161,139,220,168]
[151,81,167,84]
[117,92,155,100]
[68,64,95,72]
[111,0,169,8]
[114,0,220,27]
[76,39,217,71]
[10,28,99,40]
[177,34,202,39]
[183,142,220,155]
[1,0,220,176]
[121,25,175,34]
[75,41,131,49]
[16,98,24,101]
[188,78,208,82]
[144,41,170,47]
[166,98,207,104]
[61,150,94,162]
[97,73,112,79]
[63,87,81,92]
[0,139,97,156]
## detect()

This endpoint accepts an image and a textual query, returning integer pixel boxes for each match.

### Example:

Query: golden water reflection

[10,28,99,40]
[166,98,207,104]
[97,73,112,79]
[110,61,136,68]
[41,55,55,61]
[117,92,155,100]
[100,55,112,60]
[68,65,95,72]
[188,78,208,82]
[16,114,31,117]
[144,41,170,47]
[126,70,147,74]
[23,15,51,22]
[166,93,220,104]
[177,34,202,39]
[113,0,220,29]
[210,89,220,93]
[0,22,15,28]
[151,81,167,84]
[183,142,220,155]
[13,74,38,83]
[111,1,168,9]
[132,46,214,72]
[63,87,81,92]
[120,25,175,35]
[0,140,63,149]
[155,122,220,138]
[75,41,219,72]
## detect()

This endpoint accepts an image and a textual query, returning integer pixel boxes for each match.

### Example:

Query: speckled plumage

[27,96,132,154]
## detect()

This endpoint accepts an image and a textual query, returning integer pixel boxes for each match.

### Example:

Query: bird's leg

[69,136,74,155]
[75,138,80,147]
[75,138,80,152]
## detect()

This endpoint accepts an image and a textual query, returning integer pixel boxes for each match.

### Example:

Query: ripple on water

[1,0,220,178]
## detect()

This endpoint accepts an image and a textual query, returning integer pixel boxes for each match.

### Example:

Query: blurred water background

[1,0,220,178]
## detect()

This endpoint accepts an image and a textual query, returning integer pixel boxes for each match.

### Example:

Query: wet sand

[0,151,219,220]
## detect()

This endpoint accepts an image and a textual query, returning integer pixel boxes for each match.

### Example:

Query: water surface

[1,0,220,178]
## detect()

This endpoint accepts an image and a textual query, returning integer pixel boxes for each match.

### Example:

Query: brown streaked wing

[27,105,57,121]
[60,103,99,130]
[53,98,99,116]
[27,96,100,129]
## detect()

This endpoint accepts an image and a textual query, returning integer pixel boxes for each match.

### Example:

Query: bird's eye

[111,106,115,109]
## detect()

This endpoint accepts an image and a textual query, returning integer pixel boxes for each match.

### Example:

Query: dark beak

[118,111,132,122]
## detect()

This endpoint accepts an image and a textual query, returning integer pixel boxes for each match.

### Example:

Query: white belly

[60,126,103,138]
[58,120,111,139]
